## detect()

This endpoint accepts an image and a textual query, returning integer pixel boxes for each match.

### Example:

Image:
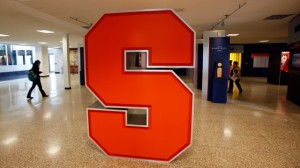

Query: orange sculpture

[85,10,195,162]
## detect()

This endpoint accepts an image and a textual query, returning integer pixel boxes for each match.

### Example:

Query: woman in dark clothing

[27,60,48,99]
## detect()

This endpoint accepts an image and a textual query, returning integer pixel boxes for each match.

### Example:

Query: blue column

[79,47,85,85]
[208,37,230,103]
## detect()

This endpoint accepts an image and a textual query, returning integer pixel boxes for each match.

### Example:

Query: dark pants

[228,79,243,92]
[27,78,46,97]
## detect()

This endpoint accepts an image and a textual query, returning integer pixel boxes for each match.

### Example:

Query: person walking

[228,61,243,93]
[228,60,233,88]
[27,60,48,99]
[228,60,233,76]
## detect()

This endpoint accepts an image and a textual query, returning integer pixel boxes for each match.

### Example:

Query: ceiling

[0,0,299,48]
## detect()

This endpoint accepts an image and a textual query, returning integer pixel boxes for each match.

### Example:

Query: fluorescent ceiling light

[37,30,54,34]
[0,34,10,37]
[38,42,47,44]
[259,40,270,43]
[226,34,239,37]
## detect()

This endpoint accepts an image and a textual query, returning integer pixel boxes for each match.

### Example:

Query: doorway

[49,54,55,73]
[230,53,242,68]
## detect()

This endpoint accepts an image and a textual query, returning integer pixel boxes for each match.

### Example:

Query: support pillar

[35,45,49,77]
[63,34,71,89]
[41,46,49,76]
[202,30,225,100]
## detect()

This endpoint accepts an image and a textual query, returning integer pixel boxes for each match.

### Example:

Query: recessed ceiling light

[37,30,54,34]
[263,14,293,20]
[0,34,10,37]
[38,42,48,45]
[259,40,270,43]
[226,34,239,37]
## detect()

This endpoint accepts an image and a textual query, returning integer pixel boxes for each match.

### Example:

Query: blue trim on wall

[0,70,28,81]
[0,70,28,76]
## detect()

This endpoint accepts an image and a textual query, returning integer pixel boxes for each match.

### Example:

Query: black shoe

[227,90,232,93]
[239,90,243,94]
[43,95,49,97]
[27,96,33,99]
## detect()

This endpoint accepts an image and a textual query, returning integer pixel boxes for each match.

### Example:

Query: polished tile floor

[0,74,300,167]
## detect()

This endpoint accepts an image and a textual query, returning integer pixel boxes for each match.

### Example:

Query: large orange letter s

[85,10,195,162]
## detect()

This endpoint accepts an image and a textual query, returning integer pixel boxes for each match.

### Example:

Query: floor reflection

[0,74,300,167]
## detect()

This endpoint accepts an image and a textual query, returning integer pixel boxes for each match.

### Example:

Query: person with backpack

[27,60,48,99]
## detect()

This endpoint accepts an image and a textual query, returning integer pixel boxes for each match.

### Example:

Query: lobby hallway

[0,74,300,167]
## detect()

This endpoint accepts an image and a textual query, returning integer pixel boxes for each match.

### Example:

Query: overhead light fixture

[259,40,270,43]
[37,30,54,34]
[0,34,10,37]
[70,17,92,29]
[39,42,47,44]
[226,34,239,37]
[211,2,247,30]
[221,21,225,27]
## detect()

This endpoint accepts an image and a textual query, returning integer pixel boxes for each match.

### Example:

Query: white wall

[0,64,33,73]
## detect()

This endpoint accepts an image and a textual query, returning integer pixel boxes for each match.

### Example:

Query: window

[0,43,35,66]
[11,45,34,65]
[0,44,7,66]
[251,53,269,68]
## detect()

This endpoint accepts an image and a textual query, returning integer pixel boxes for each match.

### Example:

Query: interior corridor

[0,74,300,167]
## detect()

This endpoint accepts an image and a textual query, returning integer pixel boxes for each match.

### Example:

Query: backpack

[28,70,37,81]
